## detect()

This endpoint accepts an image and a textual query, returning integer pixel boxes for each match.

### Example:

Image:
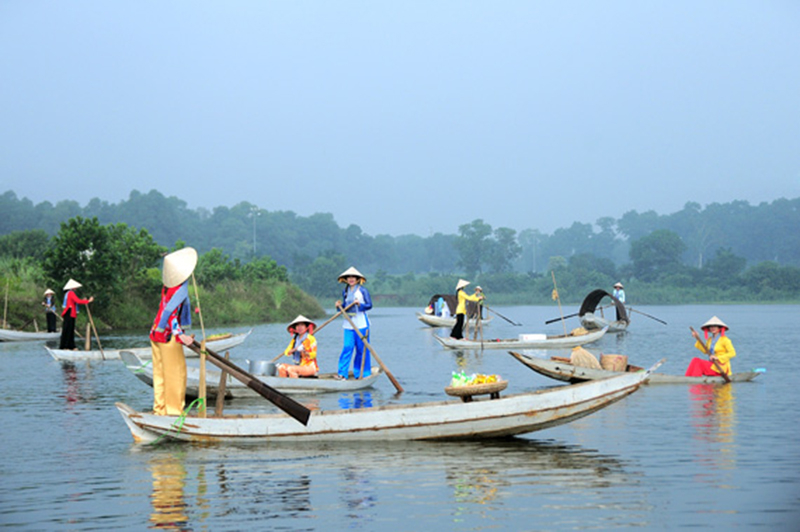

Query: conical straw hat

[63,279,82,290]
[44,288,55,296]
[162,247,198,288]
[701,316,728,330]
[287,314,317,333]
[337,267,366,284]
[455,279,470,290]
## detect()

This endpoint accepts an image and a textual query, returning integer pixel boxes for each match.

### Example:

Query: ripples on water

[1,305,799,530]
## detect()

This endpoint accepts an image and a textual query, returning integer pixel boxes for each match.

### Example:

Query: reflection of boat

[45,330,252,361]
[120,350,381,398]
[416,312,492,328]
[0,328,61,342]
[579,289,629,333]
[433,327,608,350]
[116,363,655,444]
[510,351,762,385]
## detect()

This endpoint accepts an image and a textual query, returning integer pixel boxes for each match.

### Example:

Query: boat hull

[0,329,61,342]
[579,313,629,333]
[416,312,491,328]
[116,365,653,444]
[434,327,608,350]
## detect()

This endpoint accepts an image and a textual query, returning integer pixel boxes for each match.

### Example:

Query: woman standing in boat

[686,316,735,377]
[59,279,94,349]
[149,247,197,416]
[449,279,484,340]
[42,288,58,333]
[277,315,318,378]
[335,267,372,380]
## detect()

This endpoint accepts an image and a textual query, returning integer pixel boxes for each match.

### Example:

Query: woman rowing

[686,316,735,377]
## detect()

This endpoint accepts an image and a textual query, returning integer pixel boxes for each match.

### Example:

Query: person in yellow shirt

[277,315,318,378]
[686,316,736,376]
[449,279,484,340]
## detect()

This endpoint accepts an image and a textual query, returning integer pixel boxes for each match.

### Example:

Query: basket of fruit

[445,372,508,399]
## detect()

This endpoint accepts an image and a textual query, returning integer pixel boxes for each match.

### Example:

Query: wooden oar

[337,304,404,393]
[187,340,311,425]
[483,305,521,326]
[629,307,667,325]
[270,302,356,364]
[214,351,230,416]
[689,326,731,383]
[85,304,105,359]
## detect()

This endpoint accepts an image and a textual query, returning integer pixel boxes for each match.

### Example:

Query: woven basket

[445,380,508,397]
[600,354,628,372]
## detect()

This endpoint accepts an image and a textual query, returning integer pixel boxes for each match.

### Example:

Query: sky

[1,1,799,237]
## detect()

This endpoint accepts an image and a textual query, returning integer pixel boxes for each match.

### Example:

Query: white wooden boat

[416,312,492,328]
[0,328,61,342]
[120,350,381,398]
[116,361,658,444]
[578,289,630,333]
[579,312,629,334]
[509,351,762,385]
[434,327,608,350]
[44,330,252,361]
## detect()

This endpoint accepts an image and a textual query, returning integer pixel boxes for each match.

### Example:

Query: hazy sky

[2,2,799,237]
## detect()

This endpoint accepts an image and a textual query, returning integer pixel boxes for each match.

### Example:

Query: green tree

[455,219,493,277]
[0,229,50,260]
[629,229,687,282]
[486,227,522,273]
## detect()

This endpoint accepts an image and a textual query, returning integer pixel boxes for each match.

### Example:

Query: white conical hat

[287,314,317,333]
[44,288,55,296]
[162,247,198,288]
[701,316,728,330]
[63,279,82,290]
[456,279,470,290]
[337,266,366,283]
[614,282,624,288]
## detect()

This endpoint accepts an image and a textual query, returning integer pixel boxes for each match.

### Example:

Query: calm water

[1,305,798,530]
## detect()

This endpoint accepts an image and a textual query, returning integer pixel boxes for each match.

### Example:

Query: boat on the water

[45,330,252,361]
[578,289,629,333]
[120,349,381,398]
[416,312,492,328]
[434,327,608,350]
[116,360,658,444]
[417,293,489,328]
[0,328,61,342]
[509,351,762,385]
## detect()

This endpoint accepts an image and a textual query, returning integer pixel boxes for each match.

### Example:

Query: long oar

[85,304,105,359]
[544,304,614,325]
[689,326,731,383]
[270,302,356,364]
[337,305,404,393]
[187,340,311,424]
[483,305,522,326]
[629,307,667,325]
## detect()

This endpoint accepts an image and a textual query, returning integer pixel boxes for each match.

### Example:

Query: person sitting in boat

[449,279,484,340]
[277,315,318,378]
[686,316,735,377]
[42,288,58,333]
[59,279,94,350]
[335,267,372,380]
[440,298,451,319]
[612,282,626,321]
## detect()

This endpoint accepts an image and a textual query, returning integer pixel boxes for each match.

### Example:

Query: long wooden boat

[509,351,762,385]
[433,326,608,350]
[416,312,492,328]
[116,361,658,444]
[44,330,252,362]
[0,328,61,342]
[120,350,381,398]
[577,289,630,333]
[579,312,629,333]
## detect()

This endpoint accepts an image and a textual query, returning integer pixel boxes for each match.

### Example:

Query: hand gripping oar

[483,304,522,326]
[689,326,731,383]
[270,302,356,364]
[337,304,404,393]
[629,307,667,325]
[187,340,312,425]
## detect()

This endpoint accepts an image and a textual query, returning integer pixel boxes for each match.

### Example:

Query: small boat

[433,327,608,350]
[120,350,381,398]
[44,330,252,362]
[509,351,763,385]
[116,361,658,444]
[416,312,492,328]
[578,289,629,333]
[0,328,61,342]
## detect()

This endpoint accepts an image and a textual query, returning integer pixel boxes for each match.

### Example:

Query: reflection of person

[149,247,197,416]
[612,282,626,321]
[335,267,372,380]
[59,279,94,350]
[278,315,318,378]
[149,454,189,530]
[686,316,736,377]
[449,279,484,340]
[42,288,58,332]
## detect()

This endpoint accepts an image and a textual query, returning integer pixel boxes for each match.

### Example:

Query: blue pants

[338,327,370,378]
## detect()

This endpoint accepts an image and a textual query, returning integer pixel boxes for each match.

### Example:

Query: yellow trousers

[150,338,187,416]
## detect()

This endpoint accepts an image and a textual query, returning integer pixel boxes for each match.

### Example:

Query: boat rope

[133,359,152,373]
[149,397,205,446]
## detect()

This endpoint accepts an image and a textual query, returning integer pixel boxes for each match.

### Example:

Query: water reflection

[688,384,737,472]
[60,362,95,404]
[149,452,191,531]
[340,465,377,524]
[338,391,373,410]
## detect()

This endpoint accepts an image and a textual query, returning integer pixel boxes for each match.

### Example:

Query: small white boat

[120,350,381,398]
[580,312,629,334]
[116,361,658,444]
[434,327,608,350]
[45,330,252,361]
[578,289,630,333]
[509,351,763,385]
[0,328,61,342]
[416,312,492,328]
